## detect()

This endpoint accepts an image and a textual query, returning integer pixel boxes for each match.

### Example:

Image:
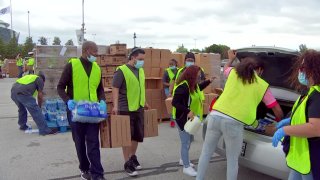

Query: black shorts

[120,110,144,142]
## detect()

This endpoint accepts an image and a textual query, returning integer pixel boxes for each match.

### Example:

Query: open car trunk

[236,47,300,136]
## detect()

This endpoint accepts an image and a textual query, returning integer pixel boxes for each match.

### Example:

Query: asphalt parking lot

[0,78,278,180]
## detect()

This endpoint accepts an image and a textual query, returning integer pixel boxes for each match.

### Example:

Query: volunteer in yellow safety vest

[16,53,24,78]
[27,52,35,74]
[163,58,179,127]
[197,50,284,180]
[112,47,150,177]
[172,65,215,177]
[11,72,58,135]
[168,52,206,97]
[57,41,106,180]
[272,50,320,180]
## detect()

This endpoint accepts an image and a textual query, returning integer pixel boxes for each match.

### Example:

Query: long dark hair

[176,65,201,93]
[235,57,264,84]
[289,50,320,90]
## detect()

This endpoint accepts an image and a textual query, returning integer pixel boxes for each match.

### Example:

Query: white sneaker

[179,159,195,167]
[183,166,197,177]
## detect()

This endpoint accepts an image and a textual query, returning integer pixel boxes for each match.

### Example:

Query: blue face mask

[298,71,309,86]
[169,66,176,70]
[185,61,194,67]
[88,55,97,62]
[135,60,144,69]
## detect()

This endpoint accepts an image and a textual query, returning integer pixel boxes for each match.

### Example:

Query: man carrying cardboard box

[57,41,106,180]
[112,47,150,177]
[162,58,178,128]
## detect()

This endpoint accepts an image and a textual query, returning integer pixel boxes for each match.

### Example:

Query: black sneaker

[130,155,142,170]
[124,160,138,176]
[80,170,91,180]
[19,125,28,131]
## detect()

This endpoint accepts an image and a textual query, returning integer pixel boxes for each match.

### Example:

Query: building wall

[0,27,18,43]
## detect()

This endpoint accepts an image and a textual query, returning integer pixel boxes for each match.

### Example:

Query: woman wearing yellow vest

[197,50,284,180]
[272,50,320,180]
[163,58,178,127]
[172,65,214,177]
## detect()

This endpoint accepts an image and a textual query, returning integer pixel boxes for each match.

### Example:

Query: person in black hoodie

[172,65,214,177]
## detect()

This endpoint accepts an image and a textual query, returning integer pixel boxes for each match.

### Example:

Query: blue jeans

[18,66,23,78]
[197,114,243,180]
[11,92,51,135]
[289,169,313,180]
[177,124,192,168]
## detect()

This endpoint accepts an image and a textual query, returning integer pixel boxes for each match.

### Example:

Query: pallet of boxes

[99,44,159,148]
[35,45,78,132]
[165,53,221,116]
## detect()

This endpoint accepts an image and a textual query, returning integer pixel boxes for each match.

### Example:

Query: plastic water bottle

[77,101,90,116]
[99,102,107,118]
[90,103,100,117]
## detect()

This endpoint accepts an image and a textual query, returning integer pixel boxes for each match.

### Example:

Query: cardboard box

[143,49,152,68]
[107,102,113,113]
[106,55,126,65]
[165,97,173,115]
[152,49,161,60]
[161,100,170,119]
[144,67,151,77]
[101,66,116,77]
[144,109,159,137]
[110,44,127,55]
[145,78,162,89]
[36,57,69,69]
[151,99,162,119]
[171,53,185,68]
[150,68,161,77]
[152,58,161,68]
[97,45,110,55]
[8,62,18,78]
[105,91,113,103]
[160,49,171,68]
[100,115,131,148]
[102,76,113,88]
[145,89,162,101]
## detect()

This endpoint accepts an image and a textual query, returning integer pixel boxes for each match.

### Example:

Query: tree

[65,39,74,46]
[22,37,35,57]
[0,37,5,58]
[176,44,188,53]
[5,36,19,58]
[299,44,308,53]
[38,36,48,45]
[53,36,61,45]
[204,44,230,59]
[190,48,202,53]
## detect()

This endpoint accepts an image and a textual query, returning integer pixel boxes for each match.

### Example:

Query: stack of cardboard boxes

[35,45,78,97]
[96,44,127,114]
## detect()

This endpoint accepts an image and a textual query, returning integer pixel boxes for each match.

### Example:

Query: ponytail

[235,57,263,84]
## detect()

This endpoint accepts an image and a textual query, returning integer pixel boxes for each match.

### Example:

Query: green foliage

[53,37,61,45]
[38,36,48,45]
[65,39,74,46]
[5,36,19,59]
[299,44,308,53]
[176,44,188,53]
[190,48,202,53]
[204,44,230,59]
[22,37,35,57]
[0,37,5,58]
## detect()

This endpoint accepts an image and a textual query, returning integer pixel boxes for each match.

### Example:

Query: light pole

[81,0,85,44]
[27,11,30,38]
[133,32,137,47]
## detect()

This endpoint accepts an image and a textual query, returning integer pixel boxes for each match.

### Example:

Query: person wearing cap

[16,53,24,78]
[10,71,58,135]
[112,47,150,177]
[27,52,35,74]
[163,58,179,128]
[57,41,106,180]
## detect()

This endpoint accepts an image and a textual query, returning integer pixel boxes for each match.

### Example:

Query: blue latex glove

[272,128,286,147]
[276,118,291,129]
[99,100,107,111]
[67,100,76,111]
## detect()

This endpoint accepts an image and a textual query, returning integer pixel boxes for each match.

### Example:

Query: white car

[205,46,300,179]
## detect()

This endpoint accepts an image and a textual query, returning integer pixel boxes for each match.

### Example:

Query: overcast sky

[1,0,320,51]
